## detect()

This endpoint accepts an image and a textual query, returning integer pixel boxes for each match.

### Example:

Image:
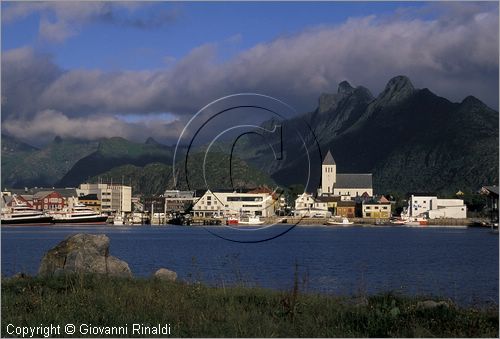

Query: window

[414,207,418,210]
[423,200,426,203]
[375,206,379,210]
[382,206,388,210]
[207,196,211,201]
[366,212,371,217]
[207,201,211,206]
[366,206,371,210]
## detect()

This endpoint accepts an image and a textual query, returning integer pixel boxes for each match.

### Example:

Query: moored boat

[238,215,265,225]
[1,196,53,225]
[50,203,108,224]
[326,217,354,225]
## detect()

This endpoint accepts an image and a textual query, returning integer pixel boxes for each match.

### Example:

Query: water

[1,225,498,306]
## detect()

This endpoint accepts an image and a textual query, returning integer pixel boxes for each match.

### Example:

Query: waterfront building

[407,195,467,219]
[293,192,331,217]
[78,194,101,213]
[192,189,276,218]
[77,183,131,214]
[336,200,356,218]
[164,190,198,213]
[320,150,373,199]
[362,196,392,218]
[480,186,499,223]
[32,191,66,211]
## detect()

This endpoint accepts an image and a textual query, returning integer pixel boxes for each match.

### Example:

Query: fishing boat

[1,196,53,225]
[50,203,108,224]
[326,217,354,225]
[226,216,239,225]
[403,216,428,226]
[238,215,265,225]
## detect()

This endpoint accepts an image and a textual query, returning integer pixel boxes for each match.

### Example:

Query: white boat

[238,216,265,225]
[113,214,125,225]
[402,216,428,226]
[50,203,108,224]
[326,217,354,225]
[1,196,53,225]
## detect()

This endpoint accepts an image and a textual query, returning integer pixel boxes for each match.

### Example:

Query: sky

[1,1,499,146]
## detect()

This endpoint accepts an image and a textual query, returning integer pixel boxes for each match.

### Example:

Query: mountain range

[1,75,498,196]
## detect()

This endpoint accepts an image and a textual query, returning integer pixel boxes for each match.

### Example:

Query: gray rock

[154,268,177,281]
[416,300,449,309]
[38,233,132,277]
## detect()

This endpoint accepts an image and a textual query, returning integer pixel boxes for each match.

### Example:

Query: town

[1,149,498,228]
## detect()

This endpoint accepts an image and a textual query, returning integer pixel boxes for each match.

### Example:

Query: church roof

[323,150,336,165]
[335,173,372,189]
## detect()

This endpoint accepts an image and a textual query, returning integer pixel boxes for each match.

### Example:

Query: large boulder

[154,268,177,281]
[38,233,132,278]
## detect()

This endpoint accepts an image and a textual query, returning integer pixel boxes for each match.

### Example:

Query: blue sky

[1,1,498,145]
[3,2,426,71]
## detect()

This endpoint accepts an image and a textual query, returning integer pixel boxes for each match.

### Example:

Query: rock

[38,233,132,278]
[154,268,177,281]
[416,300,449,309]
[10,272,30,280]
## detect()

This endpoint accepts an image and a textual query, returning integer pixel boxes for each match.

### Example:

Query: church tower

[321,150,336,195]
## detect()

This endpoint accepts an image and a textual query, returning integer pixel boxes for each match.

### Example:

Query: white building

[320,150,373,199]
[192,190,276,218]
[77,183,131,213]
[293,192,331,217]
[408,195,467,219]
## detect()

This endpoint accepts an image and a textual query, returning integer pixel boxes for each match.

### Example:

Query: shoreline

[2,274,498,337]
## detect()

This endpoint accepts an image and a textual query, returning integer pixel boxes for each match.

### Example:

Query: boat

[403,216,428,226]
[50,203,108,224]
[226,216,239,225]
[389,217,407,225]
[326,217,354,225]
[113,214,124,225]
[238,215,265,225]
[1,196,53,225]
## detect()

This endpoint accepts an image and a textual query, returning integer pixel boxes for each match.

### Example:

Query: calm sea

[1,225,498,306]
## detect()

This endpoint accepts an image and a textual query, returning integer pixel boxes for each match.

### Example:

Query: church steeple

[321,150,336,195]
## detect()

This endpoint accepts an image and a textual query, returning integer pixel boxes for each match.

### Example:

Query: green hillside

[88,152,276,196]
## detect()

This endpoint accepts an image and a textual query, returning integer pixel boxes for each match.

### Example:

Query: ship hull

[1,216,54,225]
[52,216,108,224]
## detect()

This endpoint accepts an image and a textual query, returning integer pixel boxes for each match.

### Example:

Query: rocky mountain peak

[338,81,355,95]
[376,75,415,107]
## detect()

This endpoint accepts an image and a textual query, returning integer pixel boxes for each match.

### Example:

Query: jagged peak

[385,75,414,93]
[460,95,485,107]
[338,81,355,95]
[145,137,161,145]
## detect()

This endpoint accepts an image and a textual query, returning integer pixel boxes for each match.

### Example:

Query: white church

[319,150,373,198]
[294,150,373,217]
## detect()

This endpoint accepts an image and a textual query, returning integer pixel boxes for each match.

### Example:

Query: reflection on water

[1,225,498,306]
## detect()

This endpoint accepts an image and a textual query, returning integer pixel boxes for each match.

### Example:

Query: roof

[323,150,336,165]
[337,200,356,207]
[33,191,57,199]
[335,173,372,189]
[316,196,341,203]
[482,186,499,197]
[7,187,77,198]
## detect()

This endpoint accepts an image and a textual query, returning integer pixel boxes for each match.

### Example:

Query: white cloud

[2,3,498,144]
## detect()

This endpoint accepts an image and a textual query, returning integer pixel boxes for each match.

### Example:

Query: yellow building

[79,194,101,213]
[362,196,391,218]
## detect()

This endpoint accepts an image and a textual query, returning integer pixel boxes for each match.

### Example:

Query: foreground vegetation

[2,274,498,337]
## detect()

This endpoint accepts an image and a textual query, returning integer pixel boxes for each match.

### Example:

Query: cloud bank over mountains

[2,2,498,145]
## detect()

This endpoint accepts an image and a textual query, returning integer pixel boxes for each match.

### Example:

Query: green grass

[1,275,498,337]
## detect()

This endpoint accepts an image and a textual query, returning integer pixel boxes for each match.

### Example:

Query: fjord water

[1,225,498,306]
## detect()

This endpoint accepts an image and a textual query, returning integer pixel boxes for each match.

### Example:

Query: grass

[1,274,498,337]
